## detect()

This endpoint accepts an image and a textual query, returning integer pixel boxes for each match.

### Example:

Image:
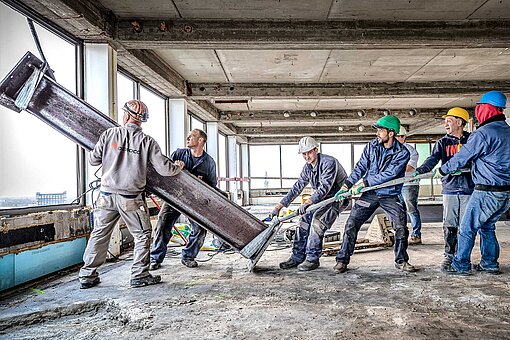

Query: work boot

[297,260,320,271]
[149,262,161,271]
[442,264,472,276]
[279,258,301,270]
[409,236,422,245]
[181,258,198,268]
[80,277,100,289]
[395,262,418,272]
[333,262,348,273]
[440,256,453,272]
[473,263,501,275]
[130,274,162,288]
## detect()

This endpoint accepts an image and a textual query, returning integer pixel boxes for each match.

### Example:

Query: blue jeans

[443,194,470,258]
[336,192,409,265]
[291,199,346,263]
[150,203,206,264]
[401,185,422,237]
[453,190,510,272]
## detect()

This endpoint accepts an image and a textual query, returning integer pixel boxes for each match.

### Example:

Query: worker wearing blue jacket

[414,107,474,271]
[333,115,417,273]
[439,91,510,275]
[150,129,218,270]
[272,136,347,271]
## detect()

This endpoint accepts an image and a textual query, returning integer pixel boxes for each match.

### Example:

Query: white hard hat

[298,136,319,153]
[398,125,407,136]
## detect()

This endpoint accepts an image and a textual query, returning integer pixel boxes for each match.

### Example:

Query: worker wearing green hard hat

[333,114,417,274]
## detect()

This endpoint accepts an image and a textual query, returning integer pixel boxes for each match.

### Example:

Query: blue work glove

[298,203,311,215]
[350,182,365,195]
[334,184,349,200]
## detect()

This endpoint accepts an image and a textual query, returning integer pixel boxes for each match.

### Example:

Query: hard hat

[372,115,400,133]
[298,136,319,154]
[476,90,507,108]
[442,107,469,123]
[123,99,149,122]
[398,126,407,136]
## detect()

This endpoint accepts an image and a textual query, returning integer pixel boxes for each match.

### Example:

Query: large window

[321,143,352,175]
[281,144,302,188]
[0,3,79,209]
[116,72,135,124]
[190,115,205,132]
[249,145,281,189]
[140,86,167,154]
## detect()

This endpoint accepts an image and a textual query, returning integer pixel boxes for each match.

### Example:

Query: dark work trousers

[150,203,206,264]
[336,191,410,265]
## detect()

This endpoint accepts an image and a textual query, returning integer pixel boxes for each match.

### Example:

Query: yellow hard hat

[442,107,469,123]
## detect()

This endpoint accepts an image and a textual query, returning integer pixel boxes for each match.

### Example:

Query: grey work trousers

[79,192,152,284]
[442,193,470,258]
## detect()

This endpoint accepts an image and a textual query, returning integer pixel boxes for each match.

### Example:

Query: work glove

[297,203,312,215]
[350,182,365,195]
[411,171,420,177]
[451,170,463,176]
[334,184,350,201]
[269,204,283,218]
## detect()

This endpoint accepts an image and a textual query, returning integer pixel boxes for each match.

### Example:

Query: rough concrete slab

[1,209,510,339]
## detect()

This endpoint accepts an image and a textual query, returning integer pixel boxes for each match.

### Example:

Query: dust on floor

[1,220,510,340]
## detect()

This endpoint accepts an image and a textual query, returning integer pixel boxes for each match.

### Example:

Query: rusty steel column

[0,52,267,253]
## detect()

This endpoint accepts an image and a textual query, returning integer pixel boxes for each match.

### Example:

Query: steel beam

[116,19,510,49]
[188,81,510,99]
[0,52,266,253]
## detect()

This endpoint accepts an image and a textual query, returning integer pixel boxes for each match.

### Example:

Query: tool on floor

[242,169,468,271]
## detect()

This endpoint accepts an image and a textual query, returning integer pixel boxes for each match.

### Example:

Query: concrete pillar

[84,43,117,119]
[241,143,250,205]
[227,136,238,202]
[168,99,188,152]
[206,122,219,166]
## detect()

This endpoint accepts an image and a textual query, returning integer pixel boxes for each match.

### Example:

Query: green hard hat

[372,115,401,133]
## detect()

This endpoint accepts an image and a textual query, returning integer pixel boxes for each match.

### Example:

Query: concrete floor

[1,207,510,339]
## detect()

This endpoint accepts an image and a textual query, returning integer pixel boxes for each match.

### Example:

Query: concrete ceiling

[8,0,510,143]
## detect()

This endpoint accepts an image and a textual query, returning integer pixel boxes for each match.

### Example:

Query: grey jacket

[90,123,182,195]
[280,153,347,206]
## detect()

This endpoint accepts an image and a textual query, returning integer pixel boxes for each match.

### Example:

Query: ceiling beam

[10,0,116,42]
[220,108,447,122]
[116,19,510,49]
[248,134,445,144]
[237,125,383,137]
[188,81,510,99]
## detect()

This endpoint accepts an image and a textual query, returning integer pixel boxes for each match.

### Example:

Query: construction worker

[413,107,474,271]
[150,129,217,269]
[439,91,510,275]
[396,126,422,245]
[334,115,416,273]
[79,100,185,289]
[272,136,347,271]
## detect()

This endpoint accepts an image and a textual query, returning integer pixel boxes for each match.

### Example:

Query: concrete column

[227,136,238,202]
[206,122,219,166]
[168,99,188,152]
[241,143,250,205]
[84,43,117,119]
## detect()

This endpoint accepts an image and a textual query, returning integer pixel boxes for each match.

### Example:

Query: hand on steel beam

[350,182,365,195]
[334,184,350,201]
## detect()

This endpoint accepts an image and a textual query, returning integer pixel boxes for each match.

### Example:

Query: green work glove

[334,184,349,200]
[411,171,420,177]
[350,182,365,195]
[451,170,463,176]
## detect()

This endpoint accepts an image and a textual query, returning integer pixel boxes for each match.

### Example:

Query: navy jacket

[346,139,410,197]
[416,131,474,195]
[280,153,347,206]
[441,116,510,188]
[170,148,217,187]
